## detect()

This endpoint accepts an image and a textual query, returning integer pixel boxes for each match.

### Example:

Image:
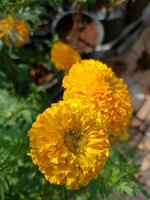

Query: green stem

[64,188,68,200]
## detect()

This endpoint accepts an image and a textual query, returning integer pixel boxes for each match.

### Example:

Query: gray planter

[51,11,104,54]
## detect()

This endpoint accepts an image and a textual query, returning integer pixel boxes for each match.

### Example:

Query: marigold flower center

[65,130,82,154]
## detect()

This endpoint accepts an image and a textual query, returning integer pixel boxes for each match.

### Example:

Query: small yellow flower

[0,17,14,45]
[14,19,29,47]
[0,16,29,47]
[28,99,109,189]
[51,42,81,71]
[63,59,133,140]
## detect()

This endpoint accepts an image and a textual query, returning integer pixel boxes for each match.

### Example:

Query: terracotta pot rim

[51,10,104,53]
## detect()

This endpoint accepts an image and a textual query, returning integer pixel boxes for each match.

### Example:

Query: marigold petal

[63,59,133,139]
[51,42,81,71]
[28,99,109,189]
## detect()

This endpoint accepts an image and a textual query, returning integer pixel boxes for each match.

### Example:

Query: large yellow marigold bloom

[63,59,133,139]
[28,99,109,189]
[51,42,81,71]
[0,16,29,47]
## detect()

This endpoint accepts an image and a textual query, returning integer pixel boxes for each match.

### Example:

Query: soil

[31,62,54,85]
[59,19,100,53]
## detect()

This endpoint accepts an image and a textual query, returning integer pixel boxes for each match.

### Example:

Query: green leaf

[0,185,5,200]
[118,182,136,197]
[0,176,9,193]
[76,194,88,200]
[21,110,33,124]
[141,187,150,199]
[137,182,150,199]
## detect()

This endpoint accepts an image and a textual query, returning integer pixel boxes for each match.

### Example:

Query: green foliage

[92,147,150,199]
[0,87,48,200]
[74,0,97,8]
[45,0,64,10]
[0,0,40,15]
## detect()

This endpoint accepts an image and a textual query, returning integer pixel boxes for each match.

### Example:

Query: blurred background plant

[0,0,150,199]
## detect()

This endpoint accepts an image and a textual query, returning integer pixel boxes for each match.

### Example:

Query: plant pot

[100,4,126,43]
[31,63,64,103]
[43,71,64,103]
[51,11,104,54]
[102,15,124,43]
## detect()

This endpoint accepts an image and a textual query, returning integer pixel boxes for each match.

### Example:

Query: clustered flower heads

[0,16,29,47]
[63,59,133,140]
[28,59,133,189]
[51,42,81,71]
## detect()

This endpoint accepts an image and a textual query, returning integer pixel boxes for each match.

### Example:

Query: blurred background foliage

[0,0,150,199]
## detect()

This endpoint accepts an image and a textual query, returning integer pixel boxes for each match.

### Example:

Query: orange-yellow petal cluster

[13,19,29,47]
[0,17,14,44]
[63,59,133,139]
[28,99,109,189]
[0,16,29,47]
[51,42,81,71]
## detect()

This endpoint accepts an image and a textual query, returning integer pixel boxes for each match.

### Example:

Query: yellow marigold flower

[0,17,14,45]
[51,42,81,71]
[14,20,29,47]
[0,16,29,47]
[28,99,109,189]
[63,59,133,139]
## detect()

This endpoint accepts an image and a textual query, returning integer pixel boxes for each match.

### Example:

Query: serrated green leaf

[117,182,136,197]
